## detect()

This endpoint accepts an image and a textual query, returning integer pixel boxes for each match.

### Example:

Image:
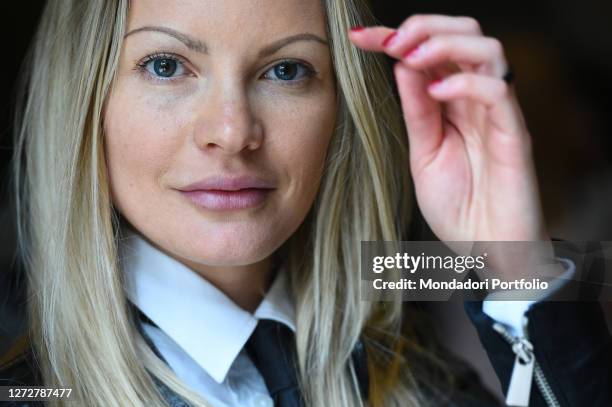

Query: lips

[177,175,275,211]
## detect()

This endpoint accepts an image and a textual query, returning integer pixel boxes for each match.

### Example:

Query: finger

[385,15,483,58]
[394,62,444,165]
[403,35,508,78]
[427,73,526,135]
[398,14,482,35]
[348,14,481,54]
[348,26,395,51]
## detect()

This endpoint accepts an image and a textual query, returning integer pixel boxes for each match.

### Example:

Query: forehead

[127,0,328,46]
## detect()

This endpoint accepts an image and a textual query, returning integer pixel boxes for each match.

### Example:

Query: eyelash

[134,52,317,86]
[135,52,189,83]
[262,59,317,85]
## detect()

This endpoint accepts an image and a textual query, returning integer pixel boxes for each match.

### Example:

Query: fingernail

[382,32,398,47]
[350,26,365,32]
[428,79,445,91]
[403,45,422,60]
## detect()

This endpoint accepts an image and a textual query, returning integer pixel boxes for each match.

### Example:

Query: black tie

[245,319,304,407]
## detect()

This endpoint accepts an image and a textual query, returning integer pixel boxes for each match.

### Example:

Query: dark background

[1,0,611,397]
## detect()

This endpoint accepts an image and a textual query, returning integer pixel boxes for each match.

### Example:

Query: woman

[2,0,609,406]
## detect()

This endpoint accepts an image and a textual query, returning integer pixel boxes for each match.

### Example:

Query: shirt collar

[120,229,295,383]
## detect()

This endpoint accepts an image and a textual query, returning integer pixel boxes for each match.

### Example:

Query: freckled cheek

[268,97,336,201]
[104,98,185,209]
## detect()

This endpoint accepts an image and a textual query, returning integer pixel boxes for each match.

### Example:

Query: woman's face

[104,0,337,268]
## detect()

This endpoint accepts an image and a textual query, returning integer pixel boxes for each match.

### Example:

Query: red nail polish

[382,32,398,47]
[428,79,444,90]
[350,26,365,32]
[403,46,420,59]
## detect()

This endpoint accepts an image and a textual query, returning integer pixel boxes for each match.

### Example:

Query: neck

[178,256,275,312]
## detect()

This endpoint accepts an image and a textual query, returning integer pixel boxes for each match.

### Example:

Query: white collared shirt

[121,231,295,407]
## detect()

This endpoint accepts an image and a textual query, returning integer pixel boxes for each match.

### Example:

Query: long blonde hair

[13,0,448,405]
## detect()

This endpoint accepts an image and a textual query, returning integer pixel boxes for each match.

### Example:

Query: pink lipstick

[177,175,275,211]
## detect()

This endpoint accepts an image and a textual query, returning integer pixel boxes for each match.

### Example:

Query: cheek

[103,90,184,215]
[264,93,337,214]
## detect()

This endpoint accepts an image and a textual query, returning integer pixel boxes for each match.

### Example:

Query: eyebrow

[124,26,329,56]
[125,26,208,53]
[258,33,329,57]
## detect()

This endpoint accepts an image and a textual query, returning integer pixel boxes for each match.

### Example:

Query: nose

[193,84,263,155]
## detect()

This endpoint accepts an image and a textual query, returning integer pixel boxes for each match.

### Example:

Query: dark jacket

[465,300,612,406]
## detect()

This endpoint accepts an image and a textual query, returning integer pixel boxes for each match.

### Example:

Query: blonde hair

[13,0,451,406]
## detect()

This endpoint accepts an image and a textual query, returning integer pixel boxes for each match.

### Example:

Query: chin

[180,224,284,266]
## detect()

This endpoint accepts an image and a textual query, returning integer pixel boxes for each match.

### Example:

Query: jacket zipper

[492,317,561,407]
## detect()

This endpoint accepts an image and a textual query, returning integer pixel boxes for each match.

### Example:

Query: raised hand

[349,15,550,244]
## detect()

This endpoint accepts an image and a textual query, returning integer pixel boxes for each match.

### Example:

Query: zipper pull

[493,320,535,407]
[506,337,535,406]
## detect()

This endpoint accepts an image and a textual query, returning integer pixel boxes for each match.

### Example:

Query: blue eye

[264,61,313,82]
[140,55,186,79]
